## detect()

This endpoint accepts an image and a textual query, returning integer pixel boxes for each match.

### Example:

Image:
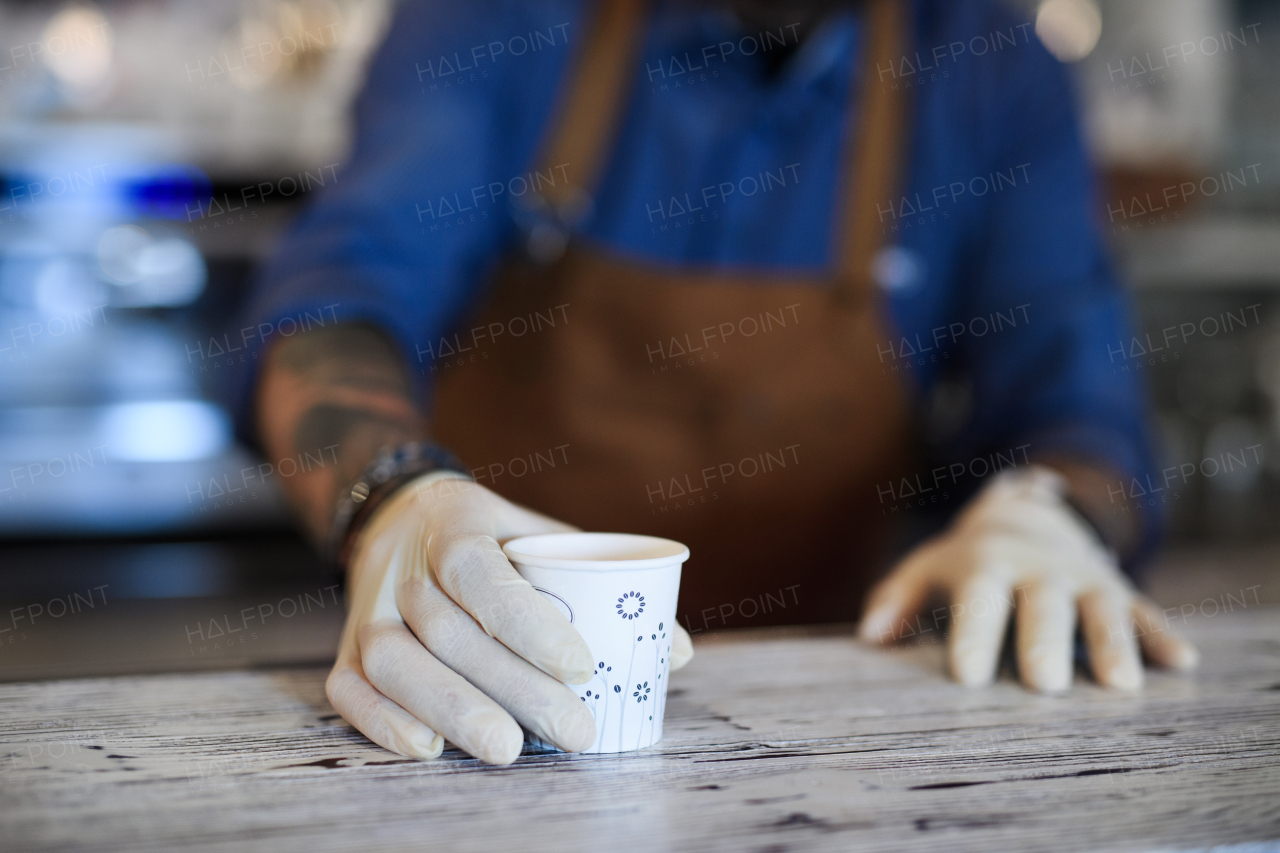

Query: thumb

[670,623,694,670]
[858,551,933,644]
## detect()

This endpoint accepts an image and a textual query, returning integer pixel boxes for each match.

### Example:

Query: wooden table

[2,606,1277,852]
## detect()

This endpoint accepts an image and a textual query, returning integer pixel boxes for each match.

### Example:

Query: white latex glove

[858,465,1197,692]
[326,472,695,764]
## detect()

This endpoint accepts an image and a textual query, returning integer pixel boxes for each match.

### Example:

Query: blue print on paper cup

[503,533,687,754]
[617,591,644,619]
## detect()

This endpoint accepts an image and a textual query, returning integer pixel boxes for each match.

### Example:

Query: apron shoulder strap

[534,0,912,296]
[838,0,912,303]
[534,0,649,225]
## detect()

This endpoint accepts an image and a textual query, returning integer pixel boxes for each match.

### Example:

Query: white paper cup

[502,532,688,754]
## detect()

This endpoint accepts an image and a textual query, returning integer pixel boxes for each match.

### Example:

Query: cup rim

[502,532,689,571]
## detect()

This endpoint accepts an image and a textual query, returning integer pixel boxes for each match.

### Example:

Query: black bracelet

[328,441,471,565]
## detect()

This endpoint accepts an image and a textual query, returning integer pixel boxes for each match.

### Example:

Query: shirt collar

[651,3,860,94]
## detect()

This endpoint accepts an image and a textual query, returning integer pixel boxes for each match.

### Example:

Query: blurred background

[0,0,1276,678]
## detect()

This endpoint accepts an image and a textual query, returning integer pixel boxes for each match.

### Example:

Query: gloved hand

[326,471,696,764]
[858,465,1197,692]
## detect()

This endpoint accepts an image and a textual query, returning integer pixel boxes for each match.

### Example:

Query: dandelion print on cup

[502,533,687,754]
[618,591,644,619]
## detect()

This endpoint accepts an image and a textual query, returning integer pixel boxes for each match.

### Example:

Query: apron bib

[436,0,917,628]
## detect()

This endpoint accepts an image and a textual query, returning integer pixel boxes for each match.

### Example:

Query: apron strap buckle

[512,186,595,265]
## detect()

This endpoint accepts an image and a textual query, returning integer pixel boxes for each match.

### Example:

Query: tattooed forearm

[256,324,427,544]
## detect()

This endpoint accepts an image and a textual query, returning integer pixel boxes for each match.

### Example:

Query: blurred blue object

[119,165,211,221]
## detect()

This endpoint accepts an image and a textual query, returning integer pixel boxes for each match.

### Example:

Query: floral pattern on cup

[528,599,673,753]
[616,591,645,620]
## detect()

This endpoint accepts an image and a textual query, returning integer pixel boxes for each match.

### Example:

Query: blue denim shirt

[235,0,1159,560]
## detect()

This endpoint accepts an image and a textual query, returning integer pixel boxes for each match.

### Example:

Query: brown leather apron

[436,0,917,630]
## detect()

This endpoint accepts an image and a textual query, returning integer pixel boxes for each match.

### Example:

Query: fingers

[858,546,936,644]
[325,658,444,760]
[1132,596,1199,671]
[359,619,525,765]
[1014,580,1076,693]
[670,623,694,670]
[948,574,1013,687]
[1079,588,1143,691]
[428,529,595,684]
[399,577,596,753]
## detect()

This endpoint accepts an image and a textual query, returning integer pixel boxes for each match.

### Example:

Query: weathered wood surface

[1,608,1278,853]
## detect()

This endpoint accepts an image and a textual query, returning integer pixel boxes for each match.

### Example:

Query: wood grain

[1,608,1277,852]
